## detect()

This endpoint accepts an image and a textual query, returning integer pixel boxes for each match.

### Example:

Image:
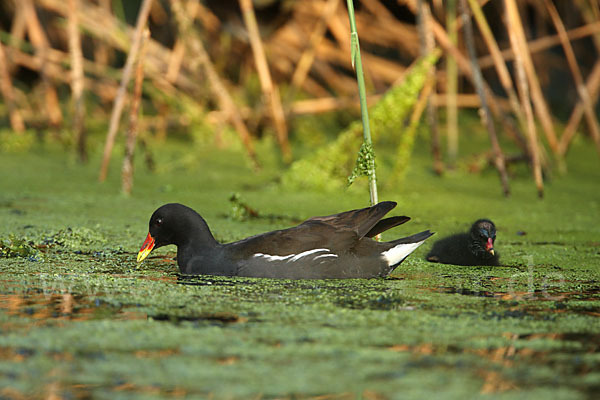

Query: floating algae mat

[0,142,599,399]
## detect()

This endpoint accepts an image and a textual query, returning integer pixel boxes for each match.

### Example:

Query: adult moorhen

[426,219,500,266]
[137,202,433,279]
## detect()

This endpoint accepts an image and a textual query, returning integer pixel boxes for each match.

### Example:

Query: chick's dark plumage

[426,219,500,266]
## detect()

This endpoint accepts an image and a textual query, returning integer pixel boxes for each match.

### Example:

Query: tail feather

[307,201,397,239]
[388,230,434,245]
[365,216,410,238]
[381,230,435,269]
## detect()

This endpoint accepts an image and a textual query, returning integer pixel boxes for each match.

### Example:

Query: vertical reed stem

[346,0,378,206]
[0,42,25,133]
[21,0,63,127]
[99,0,154,182]
[446,0,458,166]
[418,0,443,175]
[506,6,543,197]
[460,0,510,196]
[504,0,560,158]
[68,0,86,162]
[239,0,292,162]
[559,59,600,155]
[545,0,600,157]
[122,29,150,195]
[467,0,526,135]
[171,0,258,169]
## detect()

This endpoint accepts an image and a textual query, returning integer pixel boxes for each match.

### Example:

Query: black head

[468,219,497,259]
[137,203,215,262]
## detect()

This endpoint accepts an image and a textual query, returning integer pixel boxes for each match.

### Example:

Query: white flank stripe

[254,248,331,263]
[314,253,338,260]
[289,248,329,262]
[253,253,294,262]
[381,240,426,266]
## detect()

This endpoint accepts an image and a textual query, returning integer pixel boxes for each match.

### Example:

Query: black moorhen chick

[426,219,499,266]
[137,202,434,279]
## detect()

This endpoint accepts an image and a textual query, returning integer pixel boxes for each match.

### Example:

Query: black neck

[173,213,218,247]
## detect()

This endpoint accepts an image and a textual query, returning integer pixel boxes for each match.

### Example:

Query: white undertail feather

[381,240,427,266]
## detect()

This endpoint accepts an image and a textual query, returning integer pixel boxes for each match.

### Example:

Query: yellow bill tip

[137,232,155,263]
[137,247,153,263]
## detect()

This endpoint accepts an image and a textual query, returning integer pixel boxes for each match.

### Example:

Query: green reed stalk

[346,0,378,206]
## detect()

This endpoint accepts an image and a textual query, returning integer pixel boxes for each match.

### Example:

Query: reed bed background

[0,0,598,196]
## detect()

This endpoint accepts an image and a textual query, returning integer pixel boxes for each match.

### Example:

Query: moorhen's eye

[156,218,163,226]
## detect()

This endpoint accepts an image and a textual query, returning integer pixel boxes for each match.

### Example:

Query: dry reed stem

[309,0,419,86]
[4,0,596,176]
[393,66,436,179]
[478,21,600,69]
[6,28,119,89]
[545,0,600,157]
[122,29,150,195]
[576,0,600,51]
[467,0,526,132]
[269,23,349,96]
[289,93,495,115]
[359,0,421,64]
[68,0,86,162]
[330,2,419,53]
[267,45,330,97]
[559,59,600,156]
[355,5,420,56]
[166,40,185,84]
[0,42,25,133]
[170,0,258,168]
[289,0,340,96]
[239,0,292,163]
[8,3,26,75]
[418,0,443,175]
[21,0,63,127]
[506,3,543,197]
[362,0,395,19]
[195,2,221,33]
[39,0,194,97]
[6,46,118,101]
[99,0,154,182]
[460,0,509,196]
[403,0,527,153]
[504,0,560,156]
[318,39,407,84]
[4,23,118,86]
[446,0,458,165]
[291,95,378,115]
[410,72,436,128]
[327,11,352,51]
[275,7,408,85]
[93,0,112,66]
[323,11,368,85]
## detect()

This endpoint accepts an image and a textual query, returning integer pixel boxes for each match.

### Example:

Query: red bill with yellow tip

[137,232,155,262]
[485,237,495,256]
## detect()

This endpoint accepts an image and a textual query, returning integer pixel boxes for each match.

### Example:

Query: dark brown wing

[305,201,397,239]
[227,201,397,259]
[228,219,360,259]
